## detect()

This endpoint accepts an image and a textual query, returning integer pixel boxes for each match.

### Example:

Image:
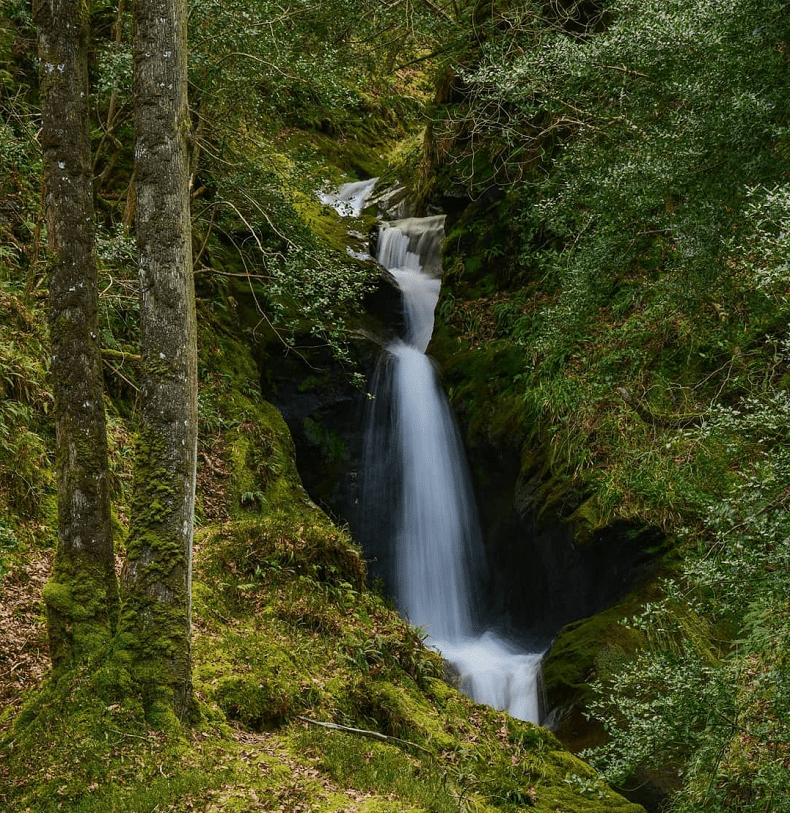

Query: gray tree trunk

[120,0,197,720]
[33,0,118,669]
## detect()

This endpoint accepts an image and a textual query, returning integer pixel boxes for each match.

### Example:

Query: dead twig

[296,715,432,755]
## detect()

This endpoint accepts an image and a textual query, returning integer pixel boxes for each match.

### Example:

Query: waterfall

[390,340,479,641]
[328,181,545,723]
[319,177,378,218]
[377,218,445,352]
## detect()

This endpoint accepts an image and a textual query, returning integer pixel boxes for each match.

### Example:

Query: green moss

[196,329,314,521]
[294,729,459,813]
[6,458,645,813]
[2,207,645,813]
[544,608,643,707]
[435,339,531,452]
[570,494,603,544]
[3,649,178,807]
[125,427,181,552]
[366,680,454,747]
[41,579,74,616]
[215,670,303,729]
[204,512,366,594]
[41,553,118,669]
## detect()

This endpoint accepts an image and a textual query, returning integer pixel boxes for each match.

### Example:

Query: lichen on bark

[33,0,118,669]
[118,0,197,721]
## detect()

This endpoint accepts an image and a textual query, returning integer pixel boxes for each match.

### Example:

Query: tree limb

[296,715,432,755]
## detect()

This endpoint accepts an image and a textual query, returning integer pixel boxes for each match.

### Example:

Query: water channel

[323,179,545,723]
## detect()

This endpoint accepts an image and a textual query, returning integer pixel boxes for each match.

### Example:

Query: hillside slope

[0,2,647,810]
[0,271,645,813]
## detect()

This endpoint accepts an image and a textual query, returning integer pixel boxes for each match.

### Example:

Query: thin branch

[238,189,297,250]
[192,200,217,269]
[296,715,432,755]
[214,51,299,81]
[106,728,154,741]
[101,357,140,392]
[594,64,650,80]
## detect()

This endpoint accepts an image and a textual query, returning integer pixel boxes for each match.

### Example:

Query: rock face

[262,343,367,521]
[471,439,660,637]
[260,265,403,530]
[266,330,658,644]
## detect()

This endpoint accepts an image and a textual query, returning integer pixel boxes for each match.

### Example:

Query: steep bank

[0,267,646,813]
[411,3,790,808]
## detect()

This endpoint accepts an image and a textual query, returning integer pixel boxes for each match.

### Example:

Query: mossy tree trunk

[33,0,119,669]
[119,0,197,720]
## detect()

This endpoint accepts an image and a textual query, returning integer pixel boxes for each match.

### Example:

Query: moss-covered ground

[0,305,645,812]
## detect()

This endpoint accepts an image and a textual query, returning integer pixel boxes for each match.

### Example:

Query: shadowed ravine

[326,181,546,723]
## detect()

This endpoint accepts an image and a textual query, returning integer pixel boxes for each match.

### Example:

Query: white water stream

[328,181,544,723]
[319,177,378,218]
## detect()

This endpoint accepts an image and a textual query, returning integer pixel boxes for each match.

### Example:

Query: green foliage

[0,290,53,521]
[11,0,790,807]
[213,657,306,729]
[179,0,459,376]
[433,0,790,523]
[428,2,790,807]
[585,394,790,810]
[303,415,348,464]
[211,513,367,594]
[542,598,647,711]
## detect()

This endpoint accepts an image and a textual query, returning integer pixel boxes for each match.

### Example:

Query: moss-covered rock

[542,599,648,752]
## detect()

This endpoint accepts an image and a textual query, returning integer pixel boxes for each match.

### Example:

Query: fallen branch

[0,662,23,679]
[106,728,154,741]
[295,715,432,755]
[205,604,233,625]
[101,348,141,364]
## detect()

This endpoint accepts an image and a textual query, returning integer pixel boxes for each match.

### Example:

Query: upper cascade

[377,216,446,279]
[376,216,446,352]
[318,177,378,218]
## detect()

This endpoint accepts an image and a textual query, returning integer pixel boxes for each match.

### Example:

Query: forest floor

[0,551,49,718]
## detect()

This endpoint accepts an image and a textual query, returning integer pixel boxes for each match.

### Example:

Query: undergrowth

[428,1,790,808]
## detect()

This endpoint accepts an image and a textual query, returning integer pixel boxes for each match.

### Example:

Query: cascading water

[319,177,378,218]
[328,180,544,723]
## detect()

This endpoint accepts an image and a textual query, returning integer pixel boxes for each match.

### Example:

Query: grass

[293,728,458,813]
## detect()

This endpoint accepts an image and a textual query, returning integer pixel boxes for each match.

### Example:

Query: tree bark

[120,0,197,720]
[33,0,118,669]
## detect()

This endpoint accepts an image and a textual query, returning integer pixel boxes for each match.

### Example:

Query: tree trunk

[120,0,197,720]
[33,0,118,669]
